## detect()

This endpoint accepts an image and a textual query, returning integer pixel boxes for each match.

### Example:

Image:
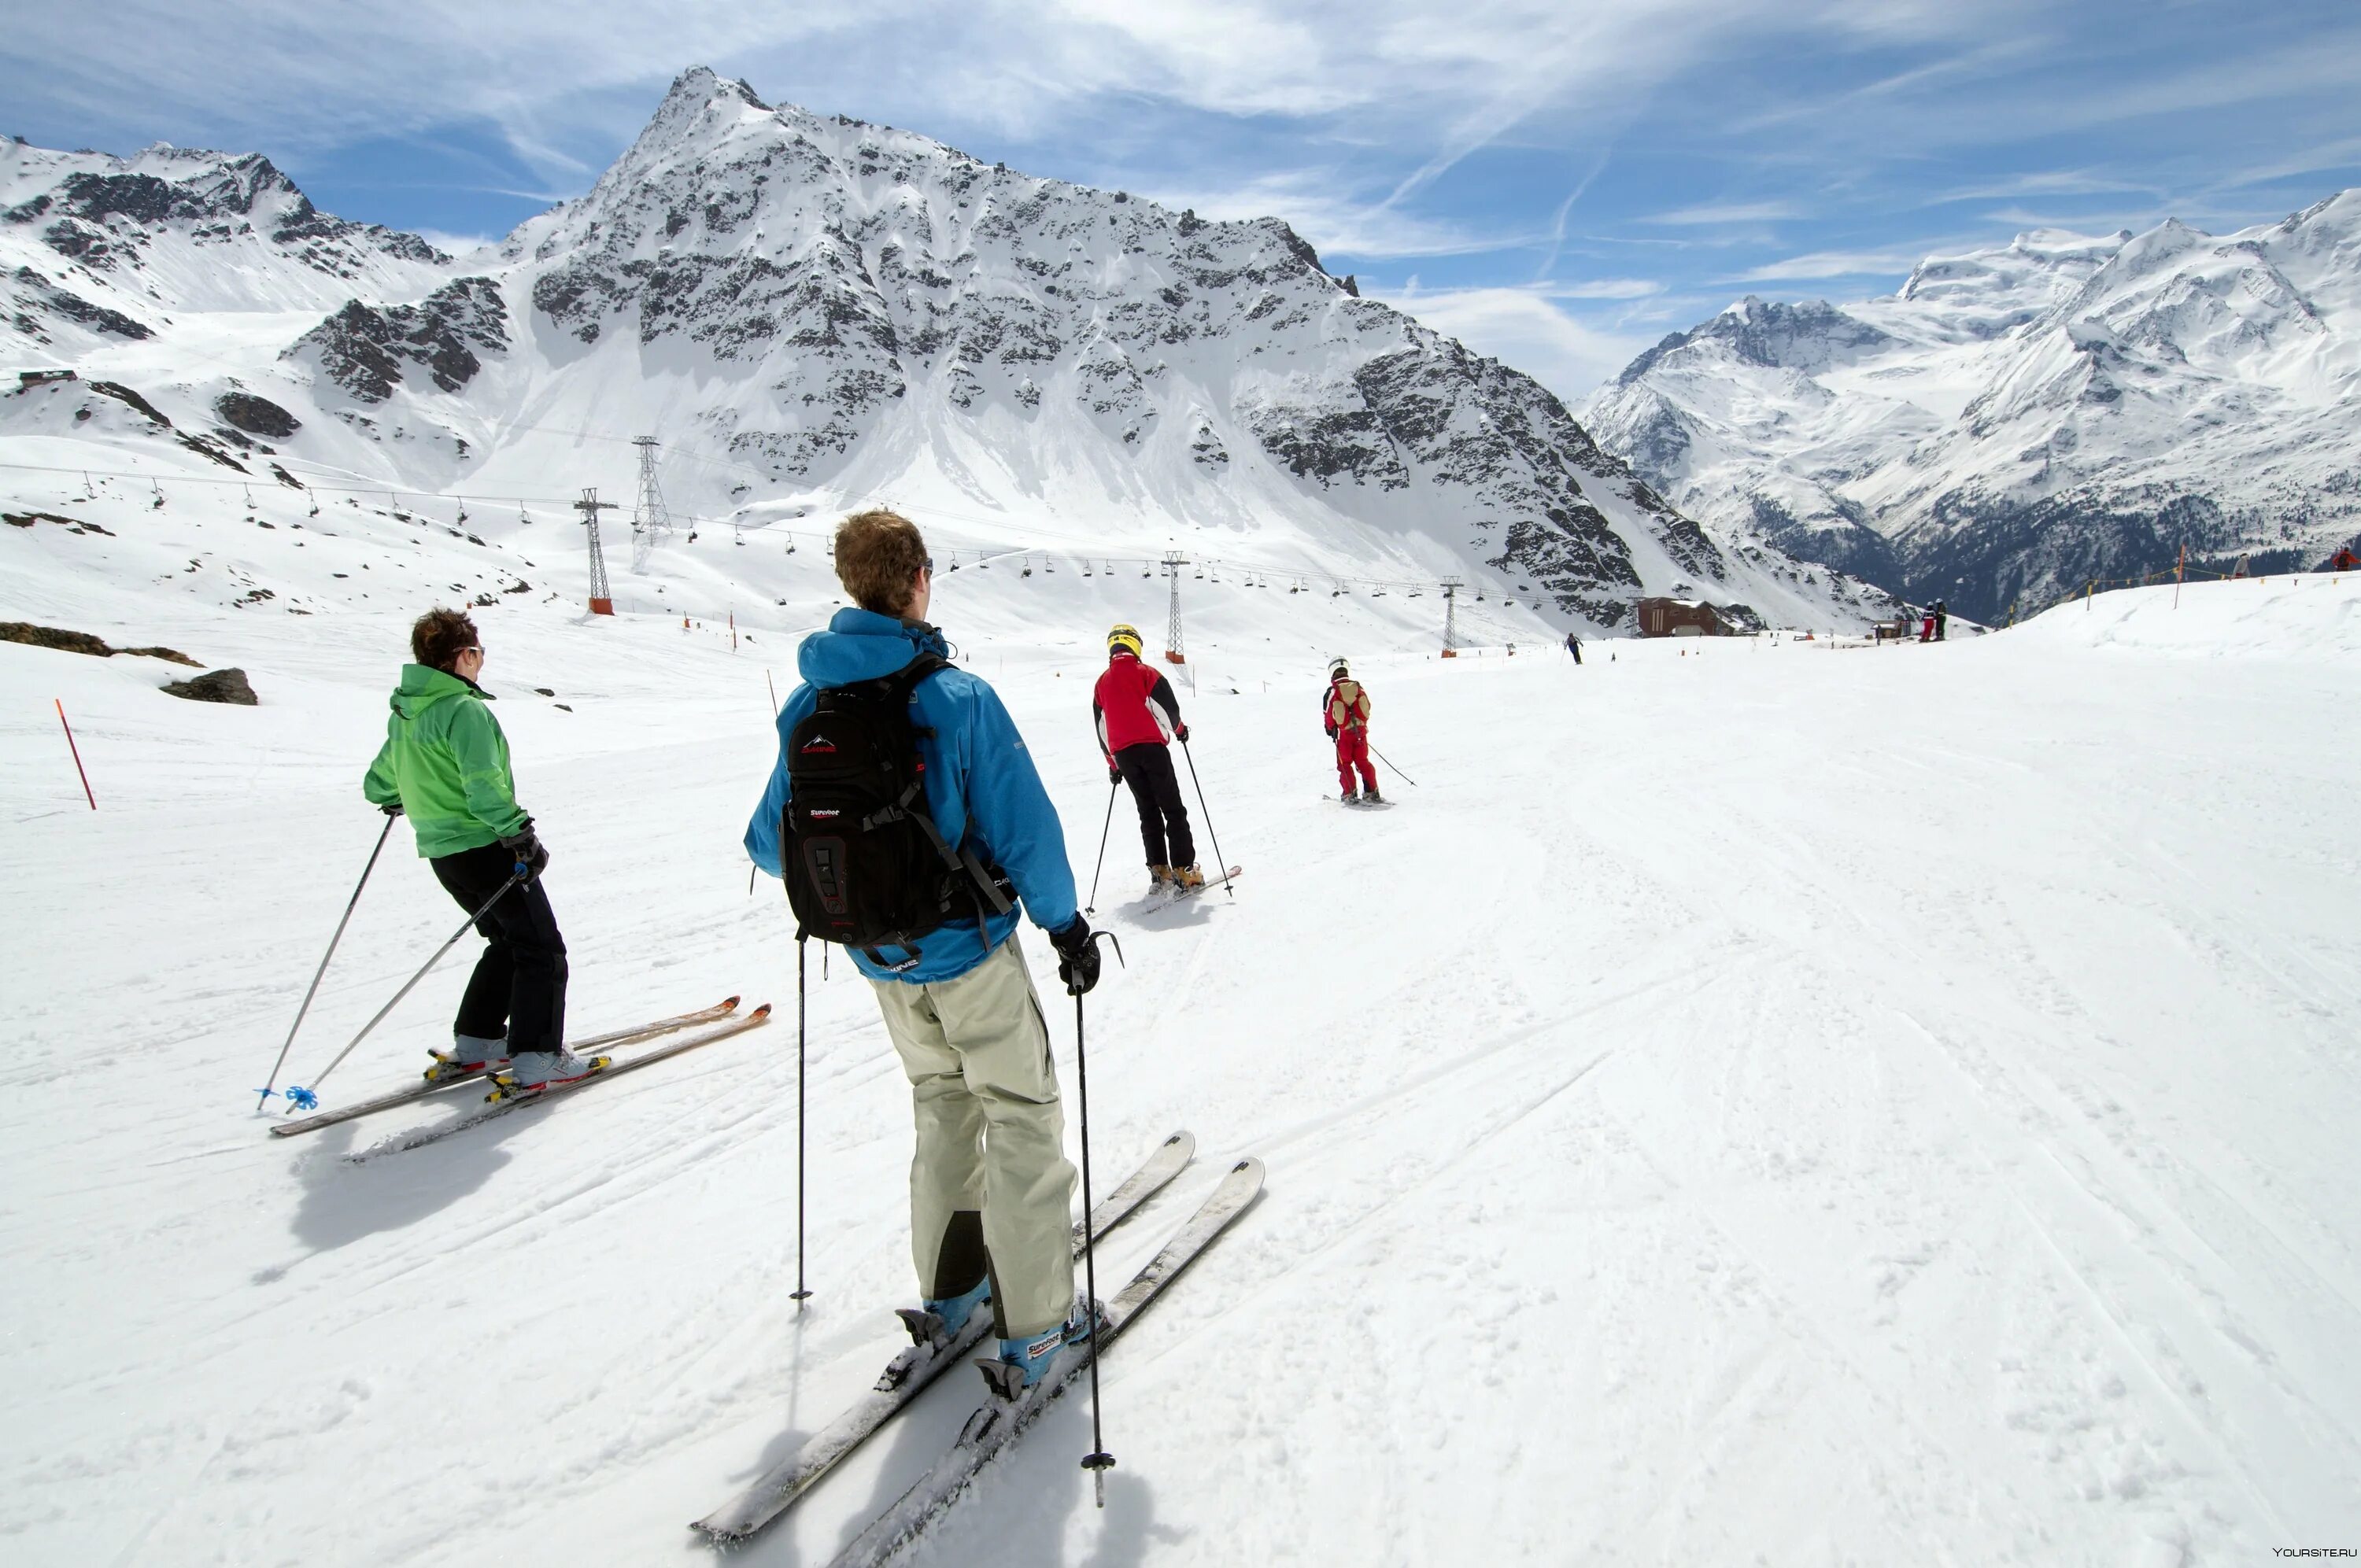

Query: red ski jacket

[1094,651,1184,760]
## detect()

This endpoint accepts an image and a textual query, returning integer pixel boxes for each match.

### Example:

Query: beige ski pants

[868,933,1077,1339]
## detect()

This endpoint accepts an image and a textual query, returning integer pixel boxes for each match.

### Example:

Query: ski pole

[1083,775,1117,913]
[1177,738,1233,898]
[792,937,813,1307]
[257,814,396,1112]
[282,866,527,1111]
[1369,742,1419,788]
[1071,931,1125,1506]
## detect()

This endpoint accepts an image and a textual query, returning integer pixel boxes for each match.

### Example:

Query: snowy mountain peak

[1,69,1896,635]
[1580,194,2361,619]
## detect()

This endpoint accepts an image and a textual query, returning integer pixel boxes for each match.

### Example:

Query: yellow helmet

[1108,624,1144,657]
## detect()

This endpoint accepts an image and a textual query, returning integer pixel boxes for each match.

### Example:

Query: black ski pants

[430,840,568,1054]
[1114,742,1194,869]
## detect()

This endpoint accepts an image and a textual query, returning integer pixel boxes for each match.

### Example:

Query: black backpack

[782,652,1012,967]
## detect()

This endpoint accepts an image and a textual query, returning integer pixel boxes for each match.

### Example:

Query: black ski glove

[1174,721,1189,743]
[1049,915,1099,995]
[499,821,550,876]
[379,801,405,818]
[1107,762,1122,785]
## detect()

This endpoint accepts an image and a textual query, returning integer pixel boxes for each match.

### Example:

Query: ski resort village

[2,13,2357,1566]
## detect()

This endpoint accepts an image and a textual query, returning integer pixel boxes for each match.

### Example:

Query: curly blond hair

[834,508,929,616]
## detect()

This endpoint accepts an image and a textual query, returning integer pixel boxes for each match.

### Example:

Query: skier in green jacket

[363,608,602,1094]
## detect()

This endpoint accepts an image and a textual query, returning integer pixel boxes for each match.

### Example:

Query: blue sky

[7,0,2359,396]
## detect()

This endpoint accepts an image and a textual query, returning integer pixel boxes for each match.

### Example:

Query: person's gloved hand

[1325,722,1338,740]
[1049,915,1100,995]
[499,820,550,876]
[379,801,405,818]
[1107,763,1122,785]
[1174,721,1189,743]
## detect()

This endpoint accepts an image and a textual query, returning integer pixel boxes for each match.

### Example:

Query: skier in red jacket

[1093,625,1202,891]
[1325,657,1380,802]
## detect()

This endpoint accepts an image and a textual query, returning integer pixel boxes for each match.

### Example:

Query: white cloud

[1140,170,1525,260]
[1547,279,1665,300]
[1371,283,1657,400]
[1641,200,1807,225]
[1735,248,1927,281]
[413,228,498,257]
[0,0,2026,195]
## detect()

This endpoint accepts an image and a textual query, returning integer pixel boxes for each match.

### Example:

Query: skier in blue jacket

[745,508,1100,1391]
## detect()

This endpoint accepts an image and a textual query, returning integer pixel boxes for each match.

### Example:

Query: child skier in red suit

[1325,657,1379,802]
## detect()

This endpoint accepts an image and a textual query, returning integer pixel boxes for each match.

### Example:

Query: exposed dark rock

[87,380,172,426]
[0,622,198,664]
[162,667,257,704]
[9,265,152,338]
[215,391,300,437]
[3,510,114,537]
[290,276,508,402]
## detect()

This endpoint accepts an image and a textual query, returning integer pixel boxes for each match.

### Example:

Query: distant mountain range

[0,68,1897,635]
[1578,201,2361,621]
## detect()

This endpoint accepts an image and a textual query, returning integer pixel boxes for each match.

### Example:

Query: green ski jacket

[362,664,529,858]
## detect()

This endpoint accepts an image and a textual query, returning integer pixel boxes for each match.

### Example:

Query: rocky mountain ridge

[2,71,1897,633]
[1580,206,2361,619]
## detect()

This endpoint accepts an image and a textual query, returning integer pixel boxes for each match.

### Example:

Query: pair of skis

[269,996,769,1149]
[1148,863,1244,906]
[691,1133,1264,1561]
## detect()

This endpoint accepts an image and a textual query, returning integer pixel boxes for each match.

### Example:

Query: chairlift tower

[630,437,672,574]
[575,488,619,614]
[1162,552,1189,666]
[1440,577,1464,658]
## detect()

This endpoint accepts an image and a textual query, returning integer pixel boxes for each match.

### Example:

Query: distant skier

[2332,545,2358,573]
[1325,657,1379,802]
[1565,632,1583,665]
[1934,599,1949,641]
[361,608,600,1094]
[1919,611,1934,643]
[1092,624,1202,893]
[745,508,1102,1392]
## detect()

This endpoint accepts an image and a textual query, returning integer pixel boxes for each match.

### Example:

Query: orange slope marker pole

[55,699,95,810]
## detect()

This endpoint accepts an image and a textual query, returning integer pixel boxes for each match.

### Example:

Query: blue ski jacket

[744,609,1078,983]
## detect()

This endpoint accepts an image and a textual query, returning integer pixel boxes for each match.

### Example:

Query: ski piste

[829,1157,1266,1568]
[689,1130,1199,1544]
[343,1004,773,1163]
[269,996,744,1138]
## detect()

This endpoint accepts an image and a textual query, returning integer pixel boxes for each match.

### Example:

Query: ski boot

[486,1048,611,1101]
[425,1033,510,1084]
[1147,863,1173,893]
[1362,784,1383,803]
[978,1298,1106,1401]
[1172,863,1206,891]
[896,1275,992,1345]
[1341,785,1359,802]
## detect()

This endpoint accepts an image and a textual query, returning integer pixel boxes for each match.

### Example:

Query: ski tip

[719,994,742,1013]
[748,1002,774,1020]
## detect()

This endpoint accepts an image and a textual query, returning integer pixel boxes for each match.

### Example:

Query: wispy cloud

[1735,248,1927,282]
[1641,200,1805,226]
[1373,281,1659,400]
[413,227,497,256]
[1143,170,1531,260]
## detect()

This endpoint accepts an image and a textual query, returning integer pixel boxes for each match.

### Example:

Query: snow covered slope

[1580,207,2361,621]
[3,542,2355,1562]
[2,69,1895,636]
